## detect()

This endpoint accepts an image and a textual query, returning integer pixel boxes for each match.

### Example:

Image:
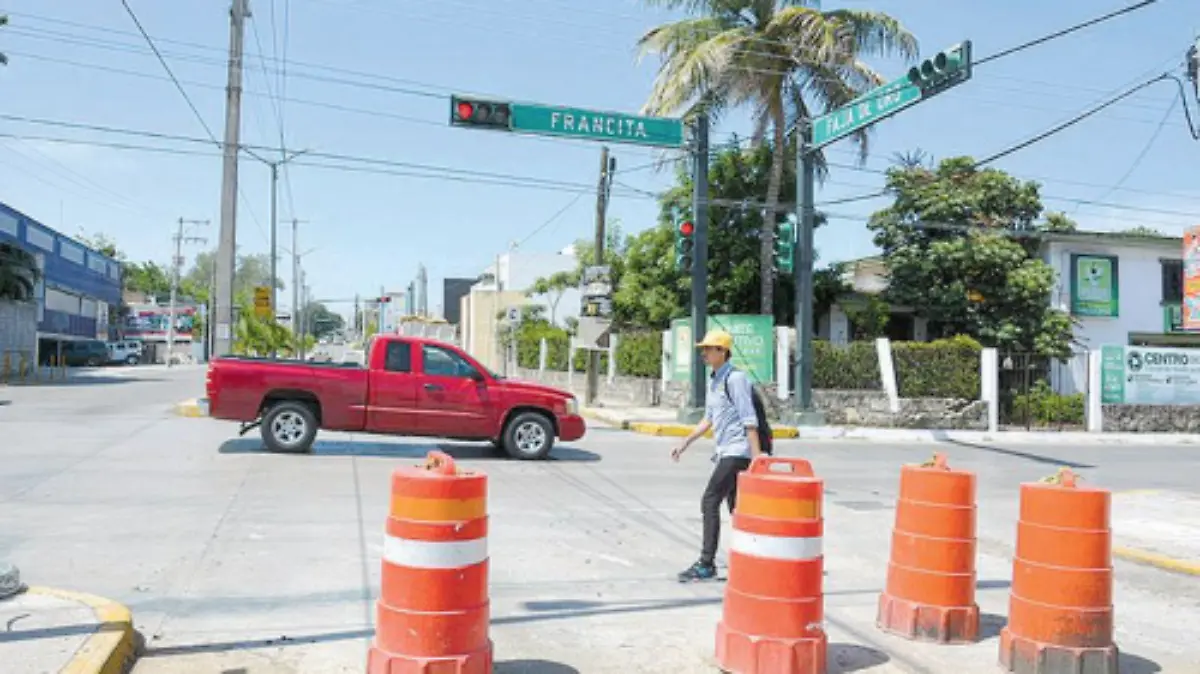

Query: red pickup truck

[205,334,586,460]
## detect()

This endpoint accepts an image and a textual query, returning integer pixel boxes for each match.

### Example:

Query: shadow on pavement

[217,437,601,462]
[978,612,1006,641]
[140,628,373,658]
[495,661,581,674]
[828,643,889,673]
[943,438,1095,469]
[497,596,722,626]
[3,376,163,388]
[1120,652,1163,674]
[0,622,111,643]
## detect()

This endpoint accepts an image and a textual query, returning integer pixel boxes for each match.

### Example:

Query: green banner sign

[669,314,775,383]
[1099,344,1200,404]
[1069,254,1119,317]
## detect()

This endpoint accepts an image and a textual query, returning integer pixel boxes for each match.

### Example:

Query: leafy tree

[637,0,918,314]
[122,262,172,297]
[844,295,891,340]
[181,252,283,305]
[75,230,124,260]
[1120,225,1165,237]
[0,242,40,301]
[303,302,346,339]
[868,156,1075,357]
[0,15,8,66]
[527,270,580,325]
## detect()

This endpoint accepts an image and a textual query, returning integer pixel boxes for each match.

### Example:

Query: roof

[1038,229,1182,247]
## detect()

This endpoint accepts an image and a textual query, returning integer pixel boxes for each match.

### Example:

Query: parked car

[107,340,144,365]
[47,340,109,367]
[205,334,586,459]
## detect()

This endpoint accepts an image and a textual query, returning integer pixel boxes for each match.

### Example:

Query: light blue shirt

[704,362,759,460]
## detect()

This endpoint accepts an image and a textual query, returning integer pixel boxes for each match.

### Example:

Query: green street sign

[810,78,922,150]
[810,40,972,151]
[510,103,685,148]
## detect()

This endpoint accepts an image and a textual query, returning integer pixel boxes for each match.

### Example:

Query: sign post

[450,96,685,149]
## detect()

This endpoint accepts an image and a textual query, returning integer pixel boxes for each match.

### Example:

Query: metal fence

[996,351,1089,430]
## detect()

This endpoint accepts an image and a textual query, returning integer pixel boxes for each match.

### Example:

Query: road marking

[1113,546,1200,576]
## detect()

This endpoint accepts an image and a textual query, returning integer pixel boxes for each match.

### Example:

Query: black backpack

[724,372,774,455]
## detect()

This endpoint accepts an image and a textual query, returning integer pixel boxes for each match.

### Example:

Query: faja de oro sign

[1100,345,1200,404]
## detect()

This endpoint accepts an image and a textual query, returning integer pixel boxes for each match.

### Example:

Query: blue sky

[0,0,1197,318]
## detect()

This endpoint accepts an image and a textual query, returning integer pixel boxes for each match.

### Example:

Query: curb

[626,421,801,439]
[174,398,207,418]
[27,586,141,674]
[1112,546,1200,577]
[580,408,631,430]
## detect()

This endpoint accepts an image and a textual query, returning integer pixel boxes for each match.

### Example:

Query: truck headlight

[564,397,579,415]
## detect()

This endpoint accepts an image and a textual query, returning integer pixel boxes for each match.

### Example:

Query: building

[0,201,122,358]
[442,277,475,325]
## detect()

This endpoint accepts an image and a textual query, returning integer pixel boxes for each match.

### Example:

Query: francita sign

[1099,344,1200,405]
[510,103,685,148]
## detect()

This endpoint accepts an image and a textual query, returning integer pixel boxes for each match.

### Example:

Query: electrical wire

[1080,95,1178,212]
[975,1,1160,66]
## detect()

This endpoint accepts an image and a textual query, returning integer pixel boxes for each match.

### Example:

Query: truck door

[365,340,421,433]
[415,343,491,438]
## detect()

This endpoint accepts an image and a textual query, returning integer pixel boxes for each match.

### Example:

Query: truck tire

[502,411,555,460]
[261,400,318,454]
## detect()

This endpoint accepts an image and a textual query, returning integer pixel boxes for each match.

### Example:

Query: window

[59,240,85,265]
[422,345,476,378]
[45,288,81,314]
[384,342,412,373]
[1162,259,1183,304]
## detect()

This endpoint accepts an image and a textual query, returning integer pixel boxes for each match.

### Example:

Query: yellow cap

[696,329,733,351]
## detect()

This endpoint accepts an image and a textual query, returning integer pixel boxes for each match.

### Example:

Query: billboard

[1100,345,1200,405]
[124,305,196,341]
[1183,226,1200,330]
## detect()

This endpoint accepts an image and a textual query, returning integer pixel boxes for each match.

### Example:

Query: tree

[0,242,40,301]
[0,15,8,66]
[637,0,918,315]
[527,270,580,325]
[75,231,124,260]
[181,252,283,305]
[122,262,172,297]
[303,302,346,340]
[1120,225,1165,237]
[868,156,1075,357]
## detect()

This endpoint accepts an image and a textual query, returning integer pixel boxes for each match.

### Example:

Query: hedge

[514,325,661,377]
[815,335,982,399]
[1011,380,1084,426]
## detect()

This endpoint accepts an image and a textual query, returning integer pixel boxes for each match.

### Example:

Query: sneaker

[677,560,717,583]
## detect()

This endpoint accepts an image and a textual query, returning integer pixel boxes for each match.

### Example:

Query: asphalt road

[1,368,1198,673]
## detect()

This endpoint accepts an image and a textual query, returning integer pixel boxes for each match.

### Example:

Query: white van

[107,340,144,365]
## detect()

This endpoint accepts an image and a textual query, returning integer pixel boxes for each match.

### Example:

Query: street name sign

[510,104,684,148]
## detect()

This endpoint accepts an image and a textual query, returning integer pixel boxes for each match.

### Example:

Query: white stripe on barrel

[383,535,488,569]
[730,529,822,561]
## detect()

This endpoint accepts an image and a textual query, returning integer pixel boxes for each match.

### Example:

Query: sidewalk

[0,581,140,674]
[1110,489,1200,576]
[581,405,1200,445]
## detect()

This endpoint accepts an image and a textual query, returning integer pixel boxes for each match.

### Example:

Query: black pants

[700,456,752,566]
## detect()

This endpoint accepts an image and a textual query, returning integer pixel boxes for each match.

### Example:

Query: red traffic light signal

[679,220,695,237]
[450,95,512,130]
[378,296,391,304]
[455,100,475,121]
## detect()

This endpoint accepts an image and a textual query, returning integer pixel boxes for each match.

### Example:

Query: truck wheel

[126,355,139,366]
[261,401,317,454]
[502,412,555,460]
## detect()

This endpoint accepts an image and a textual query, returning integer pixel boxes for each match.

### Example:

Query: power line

[1082,95,1178,211]
[976,1,1160,66]
[516,192,586,248]
[118,0,219,145]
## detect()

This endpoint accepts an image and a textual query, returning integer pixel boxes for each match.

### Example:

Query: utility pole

[289,218,309,338]
[167,218,209,367]
[586,147,615,405]
[789,126,824,425]
[214,0,249,357]
[1188,37,1199,100]
[246,149,307,351]
[682,114,710,420]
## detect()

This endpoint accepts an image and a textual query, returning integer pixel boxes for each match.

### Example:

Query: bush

[892,335,982,400]
[814,335,982,399]
[615,332,661,377]
[514,327,662,376]
[1011,380,1085,426]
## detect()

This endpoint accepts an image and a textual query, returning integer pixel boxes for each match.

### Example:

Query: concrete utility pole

[586,147,615,405]
[242,149,307,341]
[790,125,823,425]
[167,218,209,367]
[289,218,309,337]
[1188,37,1199,100]
[213,0,249,356]
[683,114,710,420]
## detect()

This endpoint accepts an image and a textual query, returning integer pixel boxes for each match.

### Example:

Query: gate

[997,352,1051,430]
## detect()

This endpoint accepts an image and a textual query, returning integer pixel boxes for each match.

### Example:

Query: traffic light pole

[681,113,710,421]
[789,125,823,424]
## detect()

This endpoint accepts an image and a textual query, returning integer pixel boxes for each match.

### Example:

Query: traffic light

[907,41,972,93]
[774,217,796,274]
[449,95,513,130]
[674,218,695,272]
[377,296,391,304]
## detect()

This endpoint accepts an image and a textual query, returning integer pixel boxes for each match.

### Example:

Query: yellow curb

[1113,546,1200,577]
[26,586,141,674]
[627,422,800,439]
[579,408,630,430]
[174,398,206,418]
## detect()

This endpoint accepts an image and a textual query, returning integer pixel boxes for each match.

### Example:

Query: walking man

[671,328,763,582]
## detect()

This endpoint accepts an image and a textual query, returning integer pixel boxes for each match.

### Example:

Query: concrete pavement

[1,586,139,674]
[4,367,1200,672]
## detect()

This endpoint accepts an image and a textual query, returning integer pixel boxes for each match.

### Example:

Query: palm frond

[821,9,919,62]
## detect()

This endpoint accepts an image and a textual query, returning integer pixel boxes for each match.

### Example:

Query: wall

[482,251,581,327]
[513,368,986,430]
[463,289,527,370]
[0,301,38,375]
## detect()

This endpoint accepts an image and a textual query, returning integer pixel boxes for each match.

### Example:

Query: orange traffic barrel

[877,452,979,643]
[716,456,826,674]
[1000,468,1117,674]
[367,451,493,674]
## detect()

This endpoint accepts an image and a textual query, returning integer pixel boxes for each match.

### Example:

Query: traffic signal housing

[907,41,972,93]
[674,218,695,272]
[774,217,796,275]
[450,95,513,131]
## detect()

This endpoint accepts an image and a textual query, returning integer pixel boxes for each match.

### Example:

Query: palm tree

[1,15,8,66]
[637,0,917,315]
[0,242,40,301]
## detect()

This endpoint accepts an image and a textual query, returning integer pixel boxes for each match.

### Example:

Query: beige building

[460,289,527,371]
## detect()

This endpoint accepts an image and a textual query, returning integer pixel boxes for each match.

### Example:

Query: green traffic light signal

[907,40,972,92]
[774,218,796,274]
[450,95,513,130]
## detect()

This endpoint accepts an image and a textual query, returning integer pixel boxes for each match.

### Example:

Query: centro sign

[1102,345,1200,404]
